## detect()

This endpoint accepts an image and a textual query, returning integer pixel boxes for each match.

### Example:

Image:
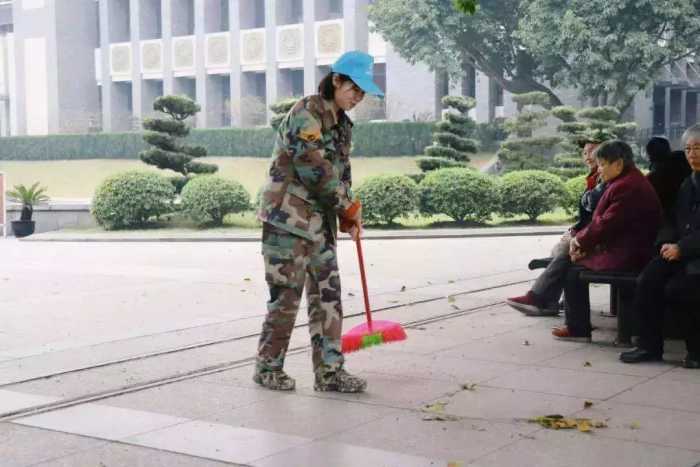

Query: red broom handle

[355,234,373,330]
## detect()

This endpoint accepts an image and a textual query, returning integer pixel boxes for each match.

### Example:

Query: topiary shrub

[92,171,175,230]
[563,174,588,215]
[355,175,419,225]
[419,168,498,223]
[497,170,566,221]
[180,176,251,226]
[416,156,465,172]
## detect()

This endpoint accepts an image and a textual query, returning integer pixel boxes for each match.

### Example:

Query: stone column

[194,0,207,128]
[130,0,142,129]
[229,0,242,127]
[343,0,368,52]
[265,0,278,123]
[303,0,316,95]
[99,0,113,132]
[161,0,174,95]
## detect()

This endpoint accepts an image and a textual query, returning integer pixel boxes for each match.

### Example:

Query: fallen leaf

[461,383,477,391]
[583,361,592,367]
[400,285,406,292]
[629,421,640,430]
[243,277,251,282]
[348,292,355,296]
[523,340,530,346]
[528,415,606,432]
[240,289,246,292]
[448,280,455,284]
[447,295,456,303]
[421,401,462,422]
[584,401,593,409]
[389,300,399,304]
[451,304,459,310]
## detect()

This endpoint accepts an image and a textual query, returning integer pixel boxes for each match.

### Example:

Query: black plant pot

[11,220,35,238]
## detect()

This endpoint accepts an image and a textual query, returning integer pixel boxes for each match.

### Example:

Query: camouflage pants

[256,218,344,374]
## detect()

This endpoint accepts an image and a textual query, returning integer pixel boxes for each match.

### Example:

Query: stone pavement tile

[609,378,700,413]
[204,393,400,439]
[0,422,105,467]
[432,327,588,365]
[444,386,590,421]
[323,410,538,464]
[538,345,677,378]
[298,372,459,410]
[470,428,700,467]
[0,390,57,414]
[12,339,258,399]
[570,401,700,452]
[101,379,286,420]
[485,366,646,400]
[126,420,308,465]
[251,441,442,467]
[362,353,523,385]
[15,404,188,440]
[656,366,700,385]
[33,442,241,467]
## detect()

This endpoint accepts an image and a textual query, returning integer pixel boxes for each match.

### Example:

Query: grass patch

[0,154,496,199]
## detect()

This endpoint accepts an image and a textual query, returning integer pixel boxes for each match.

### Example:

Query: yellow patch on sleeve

[299,127,321,142]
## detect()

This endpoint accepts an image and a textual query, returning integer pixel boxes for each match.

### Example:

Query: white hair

[682,124,700,146]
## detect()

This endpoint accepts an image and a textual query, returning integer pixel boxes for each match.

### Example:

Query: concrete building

[0,0,698,140]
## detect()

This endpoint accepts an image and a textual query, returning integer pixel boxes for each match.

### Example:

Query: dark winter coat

[647,150,692,222]
[575,166,663,272]
[656,173,700,275]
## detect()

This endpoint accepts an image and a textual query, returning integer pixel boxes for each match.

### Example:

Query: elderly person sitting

[620,125,700,368]
[552,140,663,341]
[506,138,606,316]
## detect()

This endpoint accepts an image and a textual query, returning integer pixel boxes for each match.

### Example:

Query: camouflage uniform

[255,95,366,393]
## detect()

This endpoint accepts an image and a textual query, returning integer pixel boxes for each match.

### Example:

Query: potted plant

[6,182,49,237]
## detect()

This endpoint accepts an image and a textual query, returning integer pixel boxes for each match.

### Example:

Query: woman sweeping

[254,51,384,392]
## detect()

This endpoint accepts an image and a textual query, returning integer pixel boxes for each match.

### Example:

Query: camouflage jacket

[257,95,355,240]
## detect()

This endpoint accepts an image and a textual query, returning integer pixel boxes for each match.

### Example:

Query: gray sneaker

[314,368,367,393]
[253,369,296,391]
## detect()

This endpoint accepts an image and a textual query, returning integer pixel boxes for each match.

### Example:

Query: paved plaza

[0,233,698,466]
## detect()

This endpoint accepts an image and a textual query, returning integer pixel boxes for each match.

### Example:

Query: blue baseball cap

[331,51,384,98]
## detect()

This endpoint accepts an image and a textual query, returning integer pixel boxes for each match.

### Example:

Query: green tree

[369,0,562,106]
[496,92,561,171]
[140,95,217,191]
[518,0,700,113]
[417,95,478,172]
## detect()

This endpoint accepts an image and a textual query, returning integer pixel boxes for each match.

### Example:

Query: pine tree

[140,95,217,192]
[549,105,637,178]
[496,92,561,172]
[417,95,478,173]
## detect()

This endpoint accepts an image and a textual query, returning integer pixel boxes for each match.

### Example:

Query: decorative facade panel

[316,20,343,58]
[277,25,303,62]
[173,36,195,71]
[240,29,265,65]
[110,43,132,76]
[206,33,230,68]
[141,40,163,73]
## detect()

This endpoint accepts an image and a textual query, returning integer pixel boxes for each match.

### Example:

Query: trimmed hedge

[92,171,175,230]
[180,176,251,226]
[0,122,434,160]
[419,168,498,223]
[355,174,419,225]
[497,170,567,221]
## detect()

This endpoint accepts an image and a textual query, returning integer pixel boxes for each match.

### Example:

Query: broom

[342,233,407,353]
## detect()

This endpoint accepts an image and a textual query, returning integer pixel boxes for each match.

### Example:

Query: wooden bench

[528,257,637,344]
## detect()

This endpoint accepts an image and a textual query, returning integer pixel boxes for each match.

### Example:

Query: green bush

[416,156,466,172]
[419,168,498,223]
[497,170,566,221]
[180,176,251,226]
[563,174,588,215]
[0,122,434,160]
[92,171,175,230]
[355,175,419,225]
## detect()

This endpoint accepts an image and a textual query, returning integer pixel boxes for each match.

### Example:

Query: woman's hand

[569,237,586,262]
[660,243,681,262]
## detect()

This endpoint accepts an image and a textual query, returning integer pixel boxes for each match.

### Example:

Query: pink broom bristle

[342,320,407,353]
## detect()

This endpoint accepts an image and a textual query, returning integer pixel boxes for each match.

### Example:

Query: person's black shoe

[619,347,663,364]
[682,353,700,369]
